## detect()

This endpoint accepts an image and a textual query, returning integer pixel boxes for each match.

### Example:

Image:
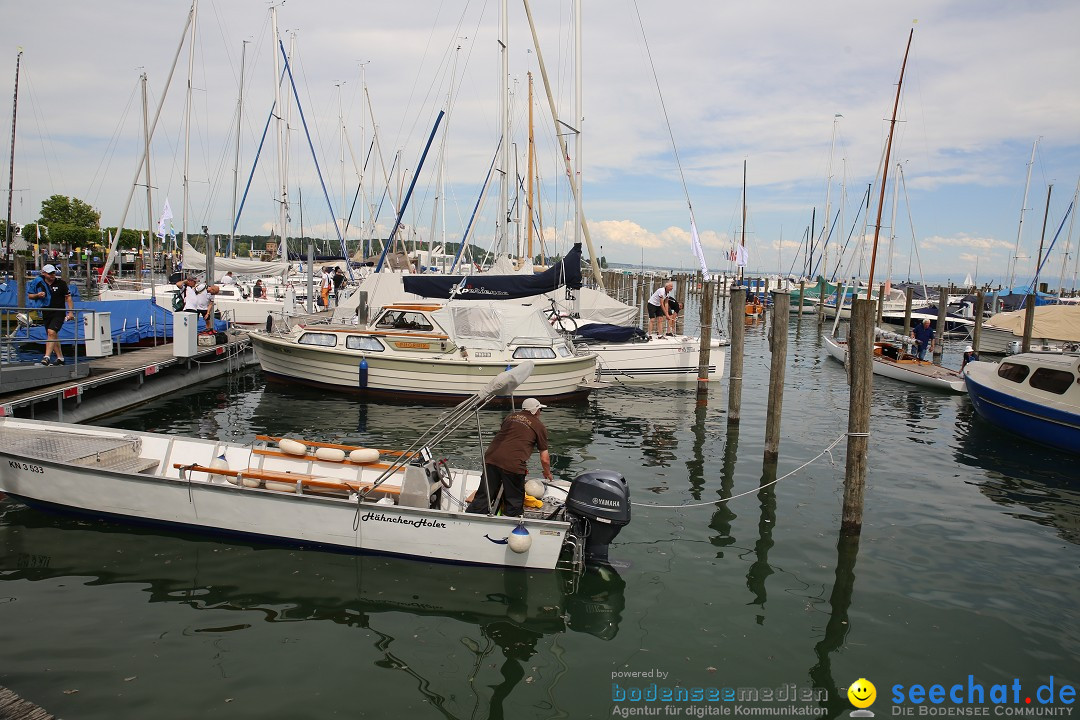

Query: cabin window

[555,344,572,357]
[375,310,434,332]
[297,332,338,348]
[513,347,557,360]
[1028,368,1075,395]
[345,335,385,352]
[997,362,1030,383]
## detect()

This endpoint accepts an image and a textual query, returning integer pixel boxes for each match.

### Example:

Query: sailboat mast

[1033,184,1053,292]
[271,6,288,261]
[1007,139,1038,289]
[740,159,747,280]
[4,49,21,266]
[182,0,198,255]
[229,40,248,257]
[865,28,913,301]
[526,72,535,262]
[141,73,155,298]
[574,0,583,261]
[498,0,509,256]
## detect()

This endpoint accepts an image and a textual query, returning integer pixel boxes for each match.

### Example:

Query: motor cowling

[565,470,630,564]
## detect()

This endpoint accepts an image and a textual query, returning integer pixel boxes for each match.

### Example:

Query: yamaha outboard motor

[564,470,630,564]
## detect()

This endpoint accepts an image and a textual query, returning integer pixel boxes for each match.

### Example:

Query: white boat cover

[182,240,290,276]
[985,304,1080,341]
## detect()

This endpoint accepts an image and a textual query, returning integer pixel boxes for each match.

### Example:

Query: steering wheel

[436,460,453,489]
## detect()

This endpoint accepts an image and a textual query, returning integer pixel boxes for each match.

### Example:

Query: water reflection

[0,503,625,717]
[744,466,778,623]
[953,404,1080,545]
[709,424,740,556]
[808,533,861,720]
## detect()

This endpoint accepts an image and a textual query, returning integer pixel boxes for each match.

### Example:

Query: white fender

[507,524,532,554]
[315,447,346,463]
[210,454,230,483]
[524,479,545,499]
[349,448,380,464]
[279,438,308,456]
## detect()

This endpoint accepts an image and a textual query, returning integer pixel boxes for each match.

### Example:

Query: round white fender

[210,454,230,483]
[507,524,532,554]
[315,447,346,463]
[279,438,308,456]
[264,480,298,493]
[349,448,380,464]
[524,479,545,499]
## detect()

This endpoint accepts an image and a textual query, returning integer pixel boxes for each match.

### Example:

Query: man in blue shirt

[911,318,934,361]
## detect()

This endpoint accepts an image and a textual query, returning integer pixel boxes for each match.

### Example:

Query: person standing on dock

[911,318,935,362]
[27,264,74,366]
[647,281,674,337]
[467,398,554,517]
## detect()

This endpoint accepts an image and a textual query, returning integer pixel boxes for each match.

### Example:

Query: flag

[690,219,709,275]
[736,245,748,268]
[157,198,173,240]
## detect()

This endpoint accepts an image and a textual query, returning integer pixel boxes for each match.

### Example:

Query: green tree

[39,195,101,229]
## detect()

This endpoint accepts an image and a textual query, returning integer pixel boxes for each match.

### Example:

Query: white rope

[631,432,847,509]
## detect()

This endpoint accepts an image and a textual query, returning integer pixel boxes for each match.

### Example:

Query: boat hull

[964,355,1080,455]
[823,334,965,392]
[0,419,570,569]
[580,337,726,383]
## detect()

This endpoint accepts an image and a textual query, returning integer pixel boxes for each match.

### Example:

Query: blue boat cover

[402,243,583,300]
[0,277,81,307]
[574,323,647,342]
[10,298,226,345]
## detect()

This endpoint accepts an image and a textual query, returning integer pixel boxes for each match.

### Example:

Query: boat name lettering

[460,287,510,297]
[9,460,44,474]
[396,341,430,349]
[592,497,620,508]
[360,511,446,529]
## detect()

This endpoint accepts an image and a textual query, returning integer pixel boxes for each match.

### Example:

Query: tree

[39,195,100,229]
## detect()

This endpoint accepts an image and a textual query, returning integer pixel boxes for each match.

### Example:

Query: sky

[3,1,1080,289]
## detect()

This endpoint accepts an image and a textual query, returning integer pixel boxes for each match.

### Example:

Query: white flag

[157,198,173,240]
[690,219,709,275]
[736,244,748,268]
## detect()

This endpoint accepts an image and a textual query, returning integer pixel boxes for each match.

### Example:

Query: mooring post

[764,289,790,463]
[697,280,715,394]
[817,280,826,326]
[728,288,746,424]
[972,290,985,353]
[934,287,948,362]
[842,298,873,534]
[1022,294,1036,352]
[798,280,806,319]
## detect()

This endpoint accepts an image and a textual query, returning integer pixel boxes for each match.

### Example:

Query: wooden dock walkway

[0,336,253,422]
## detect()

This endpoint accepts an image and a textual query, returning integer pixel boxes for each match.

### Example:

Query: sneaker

[40,357,50,366]
[52,358,66,366]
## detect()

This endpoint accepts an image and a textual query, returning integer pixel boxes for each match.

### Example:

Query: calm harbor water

[1,305,1078,719]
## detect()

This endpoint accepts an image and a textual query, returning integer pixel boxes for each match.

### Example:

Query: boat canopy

[182,240,290,276]
[985,304,1080,341]
[402,244,582,300]
[431,303,563,351]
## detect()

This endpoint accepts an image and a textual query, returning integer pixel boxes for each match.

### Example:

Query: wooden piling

[902,287,913,337]
[797,280,806,317]
[876,290,885,326]
[842,298,874,534]
[727,288,746,424]
[972,290,985,352]
[1022,294,1036,352]
[697,280,715,394]
[934,287,948,362]
[764,289,790,463]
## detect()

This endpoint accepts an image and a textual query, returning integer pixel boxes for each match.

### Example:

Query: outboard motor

[564,470,630,564]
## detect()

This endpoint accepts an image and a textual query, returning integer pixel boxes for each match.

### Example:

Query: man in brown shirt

[467,398,553,517]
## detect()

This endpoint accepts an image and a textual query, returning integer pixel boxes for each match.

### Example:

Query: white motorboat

[570,321,726,383]
[823,331,965,393]
[250,301,598,402]
[0,363,630,570]
[976,305,1080,354]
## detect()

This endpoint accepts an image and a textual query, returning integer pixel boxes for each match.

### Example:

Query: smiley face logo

[848,678,877,709]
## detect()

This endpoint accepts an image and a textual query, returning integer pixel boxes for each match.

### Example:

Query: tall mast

[229,40,248,257]
[498,0,509,255]
[182,0,198,254]
[271,6,289,260]
[1033,184,1053,293]
[865,27,913,301]
[740,159,747,280]
[1007,139,1038,289]
[526,72,535,262]
[4,49,22,266]
[141,72,155,298]
[573,0,583,260]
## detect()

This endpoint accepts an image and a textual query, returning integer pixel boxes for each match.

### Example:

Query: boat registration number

[396,341,430,349]
[9,460,44,474]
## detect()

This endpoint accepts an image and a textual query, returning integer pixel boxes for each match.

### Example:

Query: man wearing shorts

[27,264,74,365]
[647,281,673,337]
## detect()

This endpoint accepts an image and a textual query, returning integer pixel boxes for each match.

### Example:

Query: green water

[1,313,1077,719]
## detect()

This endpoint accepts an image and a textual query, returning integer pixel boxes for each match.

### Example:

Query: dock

[0,334,254,423]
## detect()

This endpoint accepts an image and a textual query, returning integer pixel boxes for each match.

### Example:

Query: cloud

[920,234,1013,252]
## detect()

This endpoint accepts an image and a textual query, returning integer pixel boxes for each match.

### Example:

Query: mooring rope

[630,432,848,509]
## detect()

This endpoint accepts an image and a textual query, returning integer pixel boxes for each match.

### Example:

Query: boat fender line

[278,438,308,456]
[349,448,380,464]
[315,447,346,463]
[507,523,532,554]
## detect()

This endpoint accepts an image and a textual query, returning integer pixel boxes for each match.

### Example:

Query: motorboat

[569,322,726,383]
[0,362,631,570]
[964,352,1080,455]
[823,329,965,393]
[879,306,976,337]
[250,301,597,402]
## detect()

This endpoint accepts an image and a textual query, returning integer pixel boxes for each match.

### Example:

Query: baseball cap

[42,264,58,274]
[522,398,547,414]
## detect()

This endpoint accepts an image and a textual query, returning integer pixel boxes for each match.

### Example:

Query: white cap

[965,345,974,353]
[521,398,547,414]
[42,264,58,274]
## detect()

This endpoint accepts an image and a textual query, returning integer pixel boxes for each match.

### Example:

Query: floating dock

[0,335,254,423]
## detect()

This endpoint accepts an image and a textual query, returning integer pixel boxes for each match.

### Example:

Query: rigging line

[631,0,694,217]
[630,432,846,509]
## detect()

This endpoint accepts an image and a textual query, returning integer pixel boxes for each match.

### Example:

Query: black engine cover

[565,470,630,526]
